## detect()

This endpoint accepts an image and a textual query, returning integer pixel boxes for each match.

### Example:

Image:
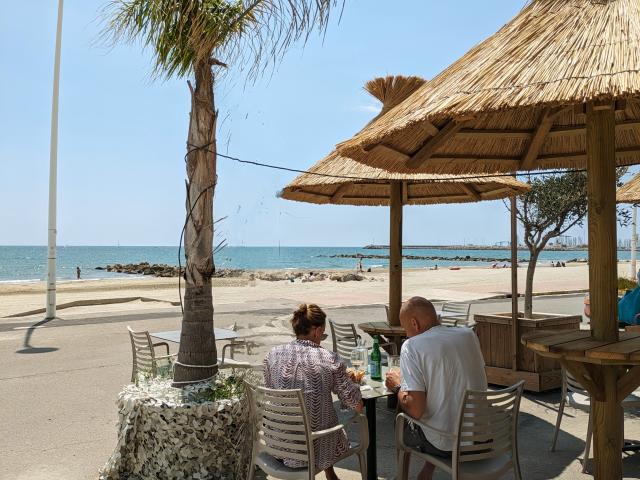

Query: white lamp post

[46,0,64,319]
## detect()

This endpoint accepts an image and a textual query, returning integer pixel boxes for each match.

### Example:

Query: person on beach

[264,304,363,480]
[357,257,364,273]
[76,266,81,280]
[385,297,487,480]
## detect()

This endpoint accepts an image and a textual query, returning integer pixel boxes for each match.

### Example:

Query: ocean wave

[0,278,42,284]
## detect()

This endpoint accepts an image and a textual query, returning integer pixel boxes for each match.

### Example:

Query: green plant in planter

[182,368,263,403]
[618,277,638,292]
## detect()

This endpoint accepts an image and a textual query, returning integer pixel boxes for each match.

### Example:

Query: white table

[150,328,238,344]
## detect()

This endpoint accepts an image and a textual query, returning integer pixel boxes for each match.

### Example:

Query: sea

[0,245,628,283]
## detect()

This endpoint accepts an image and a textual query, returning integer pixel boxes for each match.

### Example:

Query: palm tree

[102,0,340,385]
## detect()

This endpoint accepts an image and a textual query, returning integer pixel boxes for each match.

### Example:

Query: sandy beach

[0,262,603,319]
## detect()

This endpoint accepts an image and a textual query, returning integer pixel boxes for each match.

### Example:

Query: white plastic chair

[329,320,363,360]
[440,302,471,327]
[127,326,176,384]
[551,368,640,472]
[329,319,397,360]
[396,381,525,480]
[246,384,368,480]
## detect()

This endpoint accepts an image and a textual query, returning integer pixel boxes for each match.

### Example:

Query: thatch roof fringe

[617,173,640,203]
[279,153,530,206]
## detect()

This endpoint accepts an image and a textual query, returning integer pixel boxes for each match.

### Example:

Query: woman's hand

[354,401,364,413]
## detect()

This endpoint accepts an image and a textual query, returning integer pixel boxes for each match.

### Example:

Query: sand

[0,263,600,319]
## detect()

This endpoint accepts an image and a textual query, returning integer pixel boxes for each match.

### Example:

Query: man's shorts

[403,420,452,458]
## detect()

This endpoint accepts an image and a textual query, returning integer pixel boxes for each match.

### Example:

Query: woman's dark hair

[291,303,326,336]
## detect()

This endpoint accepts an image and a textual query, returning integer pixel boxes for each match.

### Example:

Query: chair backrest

[453,381,524,476]
[564,368,590,397]
[127,326,157,381]
[441,302,471,327]
[246,384,314,470]
[329,320,360,360]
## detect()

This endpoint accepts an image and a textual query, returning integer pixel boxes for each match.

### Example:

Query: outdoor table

[359,321,407,354]
[150,328,238,343]
[358,369,395,480]
[522,329,640,454]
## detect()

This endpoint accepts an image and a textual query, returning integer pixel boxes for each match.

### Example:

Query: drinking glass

[350,341,368,378]
[389,355,401,374]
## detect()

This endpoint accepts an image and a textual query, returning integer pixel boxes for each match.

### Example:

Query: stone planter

[474,312,581,392]
[99,377,253,480]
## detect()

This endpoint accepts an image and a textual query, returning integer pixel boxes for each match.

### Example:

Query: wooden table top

[359,322,406,336]
[522,330,640,365]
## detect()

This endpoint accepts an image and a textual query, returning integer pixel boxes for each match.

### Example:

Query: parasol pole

[388,181,403,326]
[46,0,64,320]
[586,101,621,479]
[510,195,519,371]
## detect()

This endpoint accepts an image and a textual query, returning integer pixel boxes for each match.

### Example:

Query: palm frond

[101,0,342,80]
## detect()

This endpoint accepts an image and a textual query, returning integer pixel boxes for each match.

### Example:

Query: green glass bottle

[369,336,382,381]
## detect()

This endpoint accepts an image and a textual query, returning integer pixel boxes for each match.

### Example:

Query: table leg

[364,397,377,480]
[592,367,623,480]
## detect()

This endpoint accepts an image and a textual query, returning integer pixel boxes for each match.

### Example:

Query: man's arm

[385,370,426,419]
[398,390,426,419]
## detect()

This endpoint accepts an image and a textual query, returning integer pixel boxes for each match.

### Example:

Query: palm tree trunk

[173,59,218,386]
[524,249,540,318]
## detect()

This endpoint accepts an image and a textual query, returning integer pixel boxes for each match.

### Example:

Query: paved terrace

[1,294,639,479]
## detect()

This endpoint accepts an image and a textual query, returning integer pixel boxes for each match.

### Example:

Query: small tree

[515,170,629,318]
[102,0,341,385]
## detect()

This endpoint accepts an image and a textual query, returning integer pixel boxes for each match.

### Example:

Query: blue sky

[1,1,637,247]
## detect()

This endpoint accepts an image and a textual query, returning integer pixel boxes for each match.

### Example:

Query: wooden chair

[127,326,176,384]
[396,381,525,480]
[440,302,471,327]
[550,368,640,472]
[245,384,368,480]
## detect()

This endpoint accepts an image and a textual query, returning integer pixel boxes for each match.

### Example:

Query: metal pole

[46,0,64,320]
[510,196,519,371]
[631,205,637,280]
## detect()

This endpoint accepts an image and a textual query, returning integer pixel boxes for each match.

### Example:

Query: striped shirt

[264,339,362,470]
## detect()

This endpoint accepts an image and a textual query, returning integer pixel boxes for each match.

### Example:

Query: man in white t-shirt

[385,296,487,480]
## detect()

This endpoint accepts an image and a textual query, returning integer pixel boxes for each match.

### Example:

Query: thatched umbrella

[336,2,640,477]
[280,76,530,326]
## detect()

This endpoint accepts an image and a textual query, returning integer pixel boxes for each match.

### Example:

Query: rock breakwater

[97,263,244,278]
[321,253,515,263]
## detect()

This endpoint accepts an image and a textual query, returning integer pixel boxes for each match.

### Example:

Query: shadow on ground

[15,317,59,354]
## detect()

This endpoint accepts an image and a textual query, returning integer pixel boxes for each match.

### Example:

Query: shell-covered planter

[100,375,255,480]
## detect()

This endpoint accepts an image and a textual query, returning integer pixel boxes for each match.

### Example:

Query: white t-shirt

[400,325,488,451]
